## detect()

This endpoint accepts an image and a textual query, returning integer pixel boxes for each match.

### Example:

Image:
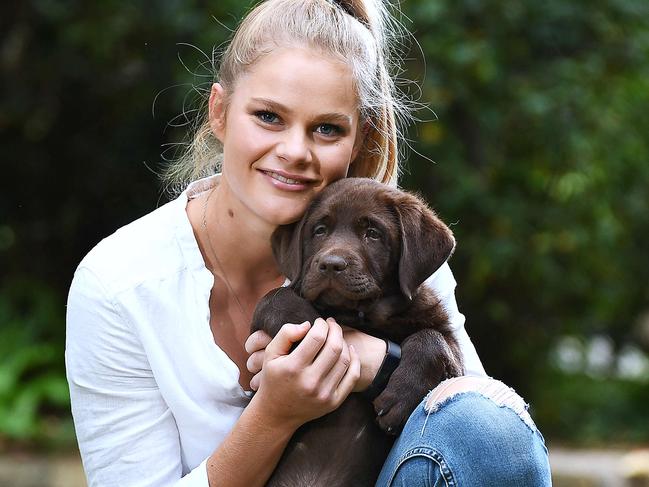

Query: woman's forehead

[233,46,360,117]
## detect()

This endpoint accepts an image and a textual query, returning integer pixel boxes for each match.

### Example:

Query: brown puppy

[251,177,464,486]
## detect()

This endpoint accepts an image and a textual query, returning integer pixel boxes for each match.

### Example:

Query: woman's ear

[208,83,227,142]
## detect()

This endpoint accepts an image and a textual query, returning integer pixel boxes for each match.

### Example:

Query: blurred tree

[0,0,247,446]
[1,0,246,292]
[400,0,649,394]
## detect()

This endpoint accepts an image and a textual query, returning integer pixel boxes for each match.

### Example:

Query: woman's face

[210,46,362,228]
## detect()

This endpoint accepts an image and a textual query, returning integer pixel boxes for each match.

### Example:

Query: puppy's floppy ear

[271,217,307,282]
[395,195,456,300]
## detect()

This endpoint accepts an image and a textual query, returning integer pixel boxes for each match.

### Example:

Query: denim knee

[376,378,552,487]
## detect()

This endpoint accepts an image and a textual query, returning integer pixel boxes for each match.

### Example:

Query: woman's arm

[209,320,360,486]
[67,268,359,487]
[205,396,295,487]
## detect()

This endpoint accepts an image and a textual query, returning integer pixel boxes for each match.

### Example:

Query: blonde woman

[66,0,551,485]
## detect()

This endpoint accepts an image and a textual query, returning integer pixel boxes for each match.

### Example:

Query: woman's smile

[258,169,319,192]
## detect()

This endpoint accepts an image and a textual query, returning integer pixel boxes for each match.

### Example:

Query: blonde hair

[164,0,410,193]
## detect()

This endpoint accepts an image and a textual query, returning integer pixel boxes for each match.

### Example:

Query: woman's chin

[260,202,310,227]
[269,212,306,227]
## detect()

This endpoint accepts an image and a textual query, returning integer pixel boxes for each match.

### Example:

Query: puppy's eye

[366,228,381,240]
[313,224,328,237]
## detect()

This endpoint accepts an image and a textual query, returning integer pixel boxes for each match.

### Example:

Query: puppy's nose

[318,255,348,274]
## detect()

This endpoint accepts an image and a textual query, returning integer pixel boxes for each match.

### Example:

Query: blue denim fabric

[376,390,551,486]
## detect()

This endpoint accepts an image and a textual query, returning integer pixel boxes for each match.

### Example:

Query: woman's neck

[188,178,285,294]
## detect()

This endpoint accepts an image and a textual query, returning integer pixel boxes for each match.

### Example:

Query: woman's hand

[246,319,386,395]
[245,330,272,392]
[244,318,361,430]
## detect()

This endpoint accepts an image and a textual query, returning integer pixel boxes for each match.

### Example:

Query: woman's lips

[259,170,316,191]
[266,171,303,184]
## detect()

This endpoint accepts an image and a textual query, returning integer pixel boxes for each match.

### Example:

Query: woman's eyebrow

[251,97,352,125]
[315,112,353,126]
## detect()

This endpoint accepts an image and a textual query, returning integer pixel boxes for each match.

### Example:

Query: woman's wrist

[362,339,401,400]
[246,392,304,434]
[347,332,387,392]
[207,394,298,487]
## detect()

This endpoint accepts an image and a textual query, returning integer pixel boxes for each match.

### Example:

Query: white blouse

[65,175,485,487]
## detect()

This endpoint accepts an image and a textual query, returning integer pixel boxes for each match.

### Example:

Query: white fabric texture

[65,175,485,487]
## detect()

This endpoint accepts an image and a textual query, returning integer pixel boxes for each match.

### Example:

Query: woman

[66,0,551,485]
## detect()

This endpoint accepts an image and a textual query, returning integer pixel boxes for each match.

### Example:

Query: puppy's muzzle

[318,254,348,275]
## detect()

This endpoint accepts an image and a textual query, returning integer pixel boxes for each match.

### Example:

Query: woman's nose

[276,128,313,164]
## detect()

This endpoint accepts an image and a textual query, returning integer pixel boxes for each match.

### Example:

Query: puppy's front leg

[251,286,321,338]
[373,329,463,433]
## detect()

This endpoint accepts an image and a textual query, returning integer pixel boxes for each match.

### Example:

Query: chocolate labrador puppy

[251,177,464,486]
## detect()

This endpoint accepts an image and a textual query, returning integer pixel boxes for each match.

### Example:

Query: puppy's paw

[445,359,464,380]
[435,353,463,382]
[373,386,417,435]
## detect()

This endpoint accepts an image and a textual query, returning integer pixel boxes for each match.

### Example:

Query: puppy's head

[272,178,455,308]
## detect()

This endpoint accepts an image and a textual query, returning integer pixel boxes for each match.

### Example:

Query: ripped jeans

[376,376,552,486]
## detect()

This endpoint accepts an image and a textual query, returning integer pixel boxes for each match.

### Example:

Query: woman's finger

[311,319,346,378]
[318,339,352,394]
[333,345,361,405]
[264,322,312,361]
[244,329,273,354]
[249,372,261,391]
[290,318,330,365]
[246,350,265,374]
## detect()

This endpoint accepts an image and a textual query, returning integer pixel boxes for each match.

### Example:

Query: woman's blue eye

[256,111,279,124]
[316,123,341,136]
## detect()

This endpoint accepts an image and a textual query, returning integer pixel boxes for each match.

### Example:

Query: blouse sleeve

[424,263,487,377]
[65,266,210,487]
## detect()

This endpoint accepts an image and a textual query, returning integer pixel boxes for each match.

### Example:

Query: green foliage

[533,369,649,446]
[2,0,648,446]
[400,0,649,391]
[0,280,73,446]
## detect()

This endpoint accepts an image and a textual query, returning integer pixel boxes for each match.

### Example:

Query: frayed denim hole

[421,381,539,435]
